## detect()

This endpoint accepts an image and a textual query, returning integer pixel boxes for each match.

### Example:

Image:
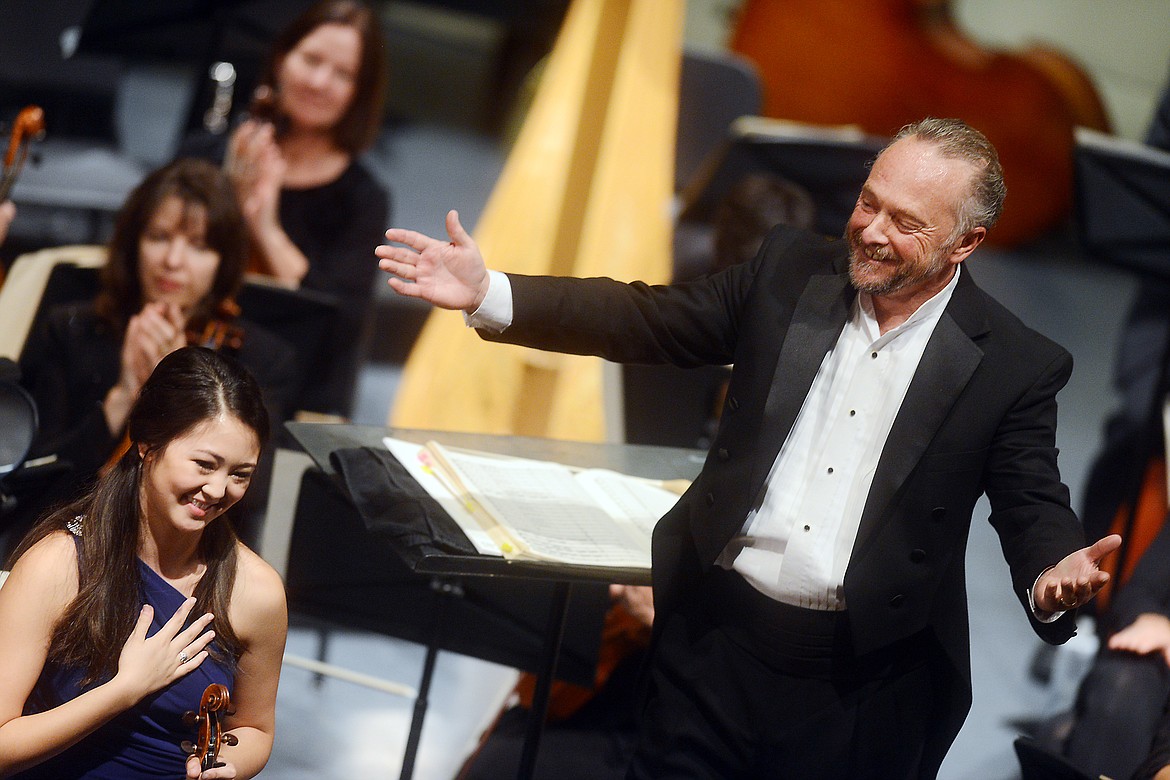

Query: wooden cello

[390,0,683,441]
[729,0,1111,247]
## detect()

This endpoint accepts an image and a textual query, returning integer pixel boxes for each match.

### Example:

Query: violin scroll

[1,105,46,202]
[181,683,238,772]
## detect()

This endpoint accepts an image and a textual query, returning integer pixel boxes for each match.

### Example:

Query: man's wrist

[1029,567,1065,623]
[464,269,512,332]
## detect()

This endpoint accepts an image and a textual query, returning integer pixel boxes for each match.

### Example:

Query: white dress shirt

[716,268,960,609]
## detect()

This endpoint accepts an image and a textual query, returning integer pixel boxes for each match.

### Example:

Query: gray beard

[846,241,951,297]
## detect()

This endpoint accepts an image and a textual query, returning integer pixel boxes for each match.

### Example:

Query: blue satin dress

[14,540,235,779]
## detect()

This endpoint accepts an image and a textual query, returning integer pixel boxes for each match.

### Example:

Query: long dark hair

[95,158,248,333]
[256,0,388,154]
[10,347,270,685]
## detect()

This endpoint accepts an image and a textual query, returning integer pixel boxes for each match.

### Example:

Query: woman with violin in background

[183,0,390,418]
[0,346,287,779]
[13,158,298,548]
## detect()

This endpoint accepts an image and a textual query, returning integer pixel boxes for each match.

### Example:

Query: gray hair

[886,117,1007,235]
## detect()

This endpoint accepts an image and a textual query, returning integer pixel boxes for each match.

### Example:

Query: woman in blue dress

[0,346,288,779]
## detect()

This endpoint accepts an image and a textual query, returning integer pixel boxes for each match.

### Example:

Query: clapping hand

[121,302,187,393]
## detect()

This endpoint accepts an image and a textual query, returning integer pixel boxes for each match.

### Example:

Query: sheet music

[574,469,678,536]
[383,437,684,568]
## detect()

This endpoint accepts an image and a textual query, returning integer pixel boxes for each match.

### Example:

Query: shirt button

[889,594,905,609]
[910,549,926,563]
[871,351,878,359]
[849,409,856,416]
[826,467,834,474]
[705,493,715,507]
[727,396,740,412]
[717,448,730,461]
[803,525,811,532]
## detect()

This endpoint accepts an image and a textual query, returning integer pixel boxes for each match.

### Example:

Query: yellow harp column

[389,0,683,442]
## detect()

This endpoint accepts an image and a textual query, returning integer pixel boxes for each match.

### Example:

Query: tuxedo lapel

[750,273,853,502]
[851,290,986,559]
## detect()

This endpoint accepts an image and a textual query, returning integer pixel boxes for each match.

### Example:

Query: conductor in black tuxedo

[376,118,1122,779]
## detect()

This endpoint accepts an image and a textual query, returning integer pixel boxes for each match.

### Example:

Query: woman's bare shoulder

[231,543,288,629]
[2,530,79,609]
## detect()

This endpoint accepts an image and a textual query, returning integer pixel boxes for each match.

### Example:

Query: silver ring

[178,650,189,665]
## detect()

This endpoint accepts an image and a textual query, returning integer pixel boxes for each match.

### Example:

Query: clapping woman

[193,0,390,416]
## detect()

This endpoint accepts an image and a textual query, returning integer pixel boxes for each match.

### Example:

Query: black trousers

[627,568,946,779]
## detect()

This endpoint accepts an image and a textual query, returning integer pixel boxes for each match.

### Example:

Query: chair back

[675,48,762,192]
[0,245,106,361]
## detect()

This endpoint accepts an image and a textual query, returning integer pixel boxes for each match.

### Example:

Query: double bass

[729,0,1111,246]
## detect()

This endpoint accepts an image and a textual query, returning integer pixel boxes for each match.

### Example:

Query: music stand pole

[516,581,572,779]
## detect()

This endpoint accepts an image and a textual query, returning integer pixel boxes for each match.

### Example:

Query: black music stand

[281,423,703,780]
[679,116,886,238]
[1074,127,1170,280]
[234,277,339,416]
[1073,127,1170,580]
[1013,737,1097,780]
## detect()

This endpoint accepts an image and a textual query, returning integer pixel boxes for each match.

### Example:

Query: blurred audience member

[183,0,390,417]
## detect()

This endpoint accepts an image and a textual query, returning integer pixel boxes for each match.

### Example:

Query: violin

[186,298,245,354]
[0,105,45,203]
[181,683,238,772]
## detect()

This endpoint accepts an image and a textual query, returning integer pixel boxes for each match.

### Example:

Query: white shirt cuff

[462,269,512,333]
[1028,567,1066,624]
